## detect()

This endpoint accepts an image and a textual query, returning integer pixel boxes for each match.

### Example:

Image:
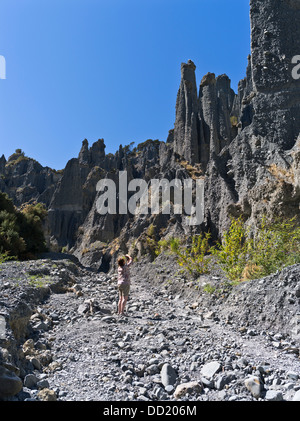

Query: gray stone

[165,385,174,394]
[287,371,299,381]
[215,373,236,390]
[265,390,284,401]
[146,364,160,375]
[78,303,88,315]
[293,390,300,401]
[201,376,214,389]
[201,361,222,379]
[0,366,23,398]
[37,379,50,389]
[153,385,167,400]
[24,373,39,389]
[245,376,263,399]
[30,357,42,371]
[283,382,295,391]
[101,316,116,323]
[160,363,177,387]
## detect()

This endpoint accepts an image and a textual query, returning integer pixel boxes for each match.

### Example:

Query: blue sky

[0,0,250,170]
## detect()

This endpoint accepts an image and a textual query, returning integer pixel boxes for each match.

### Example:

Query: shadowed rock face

[199,73,235,160]
[0,0,299,269]
[249,0,300,150]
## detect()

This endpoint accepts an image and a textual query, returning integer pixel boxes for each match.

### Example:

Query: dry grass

[267,164,295,183]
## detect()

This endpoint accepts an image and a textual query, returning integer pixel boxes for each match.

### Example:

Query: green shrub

[203,283,216,294]
[230,115,238,127]
[155,237,180,256]
[247,215,300,277]
[169,237,181,253]
[211,216,249,281]
[0,205,26,258]
[155,215,300,284]
[158,233,212,277]
[212,215,300,282]
[0,250,16,264]
[18,202,48,255]
[176,233,212,276]
[0,192,47,260]
[0,192,15,213]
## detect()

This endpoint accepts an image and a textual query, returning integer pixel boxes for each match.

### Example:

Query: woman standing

[117,254,133,316]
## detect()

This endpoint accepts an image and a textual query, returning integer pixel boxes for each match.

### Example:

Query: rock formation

[249,0,300,150]
[172,62,236,168]
[173,60,200,165]
[0,150,61,208]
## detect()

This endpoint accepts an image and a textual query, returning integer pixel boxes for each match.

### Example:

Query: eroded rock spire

[173,59,200,164]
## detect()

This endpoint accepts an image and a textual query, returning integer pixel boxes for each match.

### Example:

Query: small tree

[176,233,212,276]
[211,216,249,281]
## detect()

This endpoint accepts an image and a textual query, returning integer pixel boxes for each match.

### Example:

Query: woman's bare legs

[118,293,128,315]
[118,293,123,315]
[121,295,128,315]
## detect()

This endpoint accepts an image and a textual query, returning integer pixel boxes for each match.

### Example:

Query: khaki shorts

[118,283,130,297]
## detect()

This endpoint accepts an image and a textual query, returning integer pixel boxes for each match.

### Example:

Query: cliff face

[173,60,200,165]
[0,151,61,208]
[172,62,235,167]
[1,0,299,270]
[203,0,300,237]
[249,0,300,149]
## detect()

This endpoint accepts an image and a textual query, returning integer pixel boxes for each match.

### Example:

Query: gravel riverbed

[0,254,300,402]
